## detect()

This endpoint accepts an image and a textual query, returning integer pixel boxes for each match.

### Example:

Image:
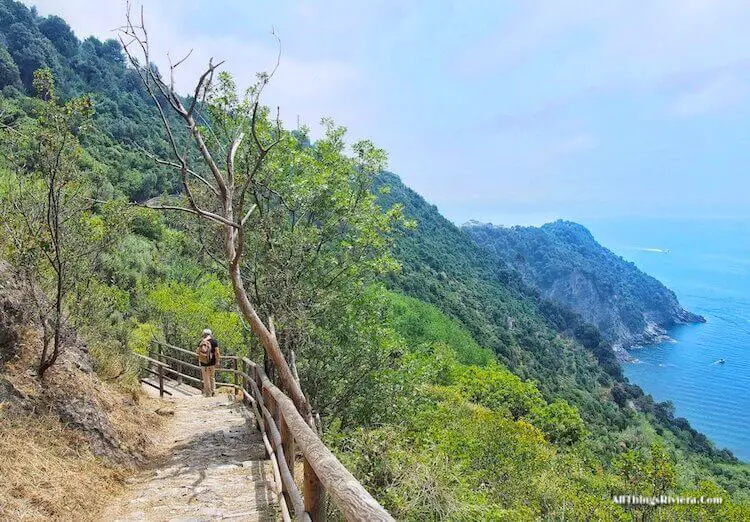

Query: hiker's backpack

[198,338,212,365]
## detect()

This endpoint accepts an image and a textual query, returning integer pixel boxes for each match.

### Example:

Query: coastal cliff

[463,220,705,351]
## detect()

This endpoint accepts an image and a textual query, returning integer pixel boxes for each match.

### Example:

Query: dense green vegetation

[374,172,750,505]
[463,220,704,347]
[328,291,750,520]
[0,0,182,201]
[0,1,748,519]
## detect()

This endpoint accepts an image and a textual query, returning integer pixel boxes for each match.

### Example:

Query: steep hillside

[0,261,162,519]
[375,173,749,471]
[375,173,622,395]
[463,220,704,351]
[0,0,180,201]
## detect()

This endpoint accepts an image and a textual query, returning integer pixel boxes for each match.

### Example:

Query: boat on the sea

[715,358,726,365]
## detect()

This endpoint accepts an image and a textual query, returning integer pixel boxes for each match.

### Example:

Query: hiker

[196,328,220,397]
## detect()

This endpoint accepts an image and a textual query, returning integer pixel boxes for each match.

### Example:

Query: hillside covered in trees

[0,1,748,519]
[463,220,705,351]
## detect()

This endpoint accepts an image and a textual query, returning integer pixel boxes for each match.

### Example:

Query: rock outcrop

[0,261,25,367]
[463,220,705,350]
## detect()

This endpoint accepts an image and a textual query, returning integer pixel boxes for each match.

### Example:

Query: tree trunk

[38,266,64,378]
[225,226,314,426]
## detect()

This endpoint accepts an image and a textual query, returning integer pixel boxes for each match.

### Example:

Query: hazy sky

[23,1,750,225]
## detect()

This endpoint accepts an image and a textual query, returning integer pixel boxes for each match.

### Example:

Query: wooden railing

[135,341,393,522]
[133,352,171,397]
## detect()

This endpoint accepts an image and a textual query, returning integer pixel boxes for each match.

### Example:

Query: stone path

[100,385,278,521]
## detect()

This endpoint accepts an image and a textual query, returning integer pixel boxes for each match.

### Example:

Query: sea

[586,218,750,462]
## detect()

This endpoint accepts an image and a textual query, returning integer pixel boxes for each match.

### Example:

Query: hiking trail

[100,382,278,521]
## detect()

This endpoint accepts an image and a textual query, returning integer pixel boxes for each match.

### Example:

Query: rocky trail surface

[100,383,278,521]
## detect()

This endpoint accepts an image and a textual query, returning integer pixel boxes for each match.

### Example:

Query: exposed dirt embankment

[0,262,164,520]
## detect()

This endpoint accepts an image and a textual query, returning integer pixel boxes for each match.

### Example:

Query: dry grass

[0,327,166,520]
[0,408,126,521]
[9,327,163,447]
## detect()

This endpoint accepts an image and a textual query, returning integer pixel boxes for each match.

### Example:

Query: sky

[22,0,750,225]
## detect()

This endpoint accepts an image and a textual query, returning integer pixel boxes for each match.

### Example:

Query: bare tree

[0,69,101,378]
[118,5,313,423]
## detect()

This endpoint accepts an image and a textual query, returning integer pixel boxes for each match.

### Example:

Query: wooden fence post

[280,412,295,483]
[264,390,275,448]
[176,343,183,385]
[304,458,326,521]
[233,356,239,391]
[157,344,165,398]
[145,347,151,384]
[241,359,247,398]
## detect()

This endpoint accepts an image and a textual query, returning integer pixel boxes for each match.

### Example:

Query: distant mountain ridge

[463,220,705,352]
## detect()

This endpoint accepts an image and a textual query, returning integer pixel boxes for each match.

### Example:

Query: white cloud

[146,32,367,133]
[23,0,371,136]
[455,0,750,91]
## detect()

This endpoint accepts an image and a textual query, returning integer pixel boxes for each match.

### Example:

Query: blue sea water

[586,219,750,462]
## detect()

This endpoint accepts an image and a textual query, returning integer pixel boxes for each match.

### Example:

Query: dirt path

[100,387,278,521]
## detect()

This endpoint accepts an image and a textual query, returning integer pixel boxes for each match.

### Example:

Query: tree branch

[132,201,239,228]
[137,145,219,196]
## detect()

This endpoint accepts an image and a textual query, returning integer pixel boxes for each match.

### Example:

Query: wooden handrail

[164,367,201,384]
[158,352,202,371]
[132,352,169,367]
[151,341,239,372]
[242,388,293,522]
[140,377,173,396]
[134,351,166,397]
[152,340,195,358]
[249,376,307,519]
[145,343,393,521]
[241,357,393,521]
